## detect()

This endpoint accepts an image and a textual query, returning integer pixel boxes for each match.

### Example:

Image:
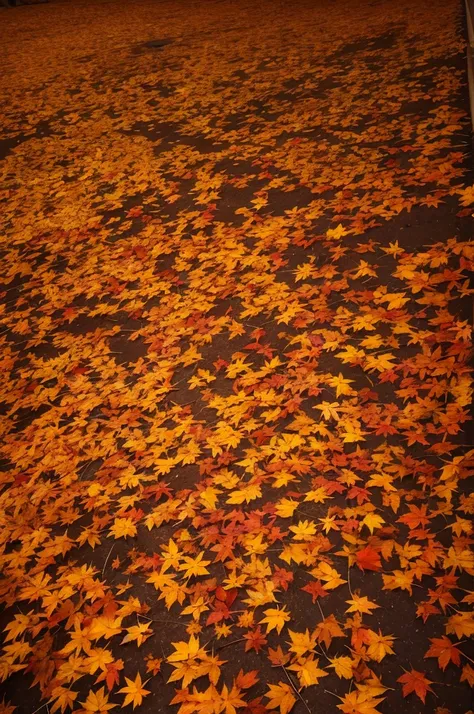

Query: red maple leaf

[235,670,259,689]
[398,669,434,703]
[301,580,329,602]
[243,627,267,653]
[355,546,382,571]
[425,636,461,670]
[272,567,294,591]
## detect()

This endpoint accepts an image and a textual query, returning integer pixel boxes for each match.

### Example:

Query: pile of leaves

[0,0,473,712]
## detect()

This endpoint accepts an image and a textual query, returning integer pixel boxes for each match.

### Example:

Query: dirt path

[0,1,473,713]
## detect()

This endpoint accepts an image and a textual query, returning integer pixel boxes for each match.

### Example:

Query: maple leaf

[314,615,345,648]
[218,683,247,714]
[145,656,162,676]
[287,628,317,656]
[120,622,152,647]
[443,546,474,574]
[274,498,298,519]
[182,596,209,621]
[235,670,259,689]
[446,612,474,638]
[81,687,115,713]
[397,504,431,529]
[326,224,348,240]
[366,630,395,662]
[167,635,205,662]
[329,656,354,679]
[178,553,211,579]
[268,645,290,667]
[460,664,474,687]
[227,483,262,504]
[361,513,385,534]
[265,682,296,714]
[382,570,413,595]
[95,660,124,692]
[289,519,317,540]
[345,595,379,615]
[311,561,346,590]
[316,402,341,421]
[301,580,329,602]
[397,669,434,703]
[85,648,115,675]
[459,184,474,205]
[49,686,78,713]
[425,636,461,670]
[109,517,137,539]
[337,691,385,714]
[118,673,150,709]
[327,373,355,397]
[260,607,291,634]
[244,628,268,653]
[88,616,123,641]
[3,613,32,642]
[288,656,327,687]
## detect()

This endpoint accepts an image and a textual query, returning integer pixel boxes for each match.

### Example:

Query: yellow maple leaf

[81,687,115,713]
[88,616,123,641]
[361,513,385,534]
[287,629,316,656]
[365,353,397,372]
[49,686,78,713]
[446,612,474,638]
[326,223,348,240]
[84,648,114,674]
[167,635,206,662]
[181,596,209,621]
[288,656,327,687]
[274,498,299,518]
[265,682,296,714]
[345,595,379,614]
[382,570,413,595]
[218,684,246,712]
[315,401,341,421]
[443,546,474,574]
[311,561,346,590]
[120,623,152,647]
[459,184,474,205]
[109,518,137,539]
[329,656,354,679]
[327,373,355,397]
[314,615,345,648]
[366,630,395,662]
[118,673,150,709]
[289,520,317,540]
[199,486,221,510]
[226,483,262,505]
[178,552,211,579]
[260,607,291,634]
[304,487,330,503]
[337,690,384,714]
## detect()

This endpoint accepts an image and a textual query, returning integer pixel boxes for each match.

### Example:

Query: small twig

[460,649,474,666]
[102,544,115,577]
[137,613,185,626]
[316,599,325,620]
[31,705,48,714]
[347,561,354,599]
[215,637,245,652]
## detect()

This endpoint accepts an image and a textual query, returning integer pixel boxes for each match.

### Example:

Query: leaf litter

[0,0,473,713]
